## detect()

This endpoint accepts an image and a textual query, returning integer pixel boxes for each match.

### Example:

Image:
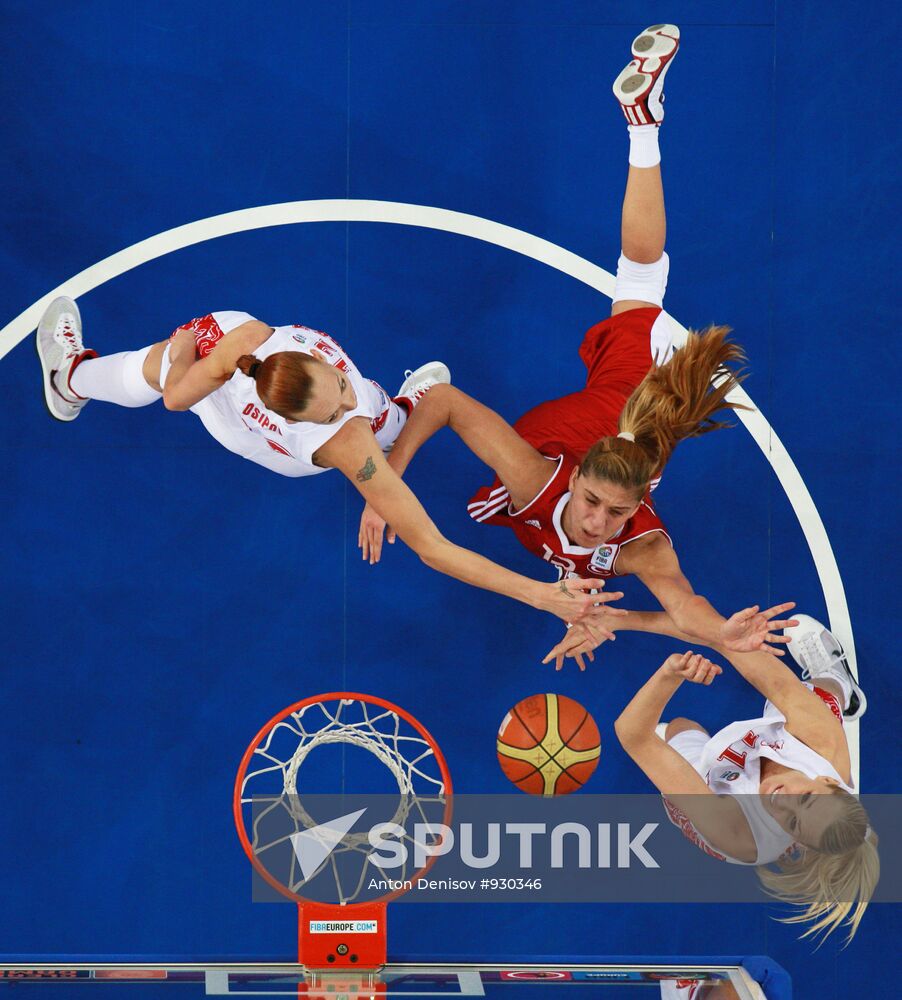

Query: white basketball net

[238,697,448,904]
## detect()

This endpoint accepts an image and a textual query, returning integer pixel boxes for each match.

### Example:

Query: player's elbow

[668,598,709,638]
[411,533,453,572]
[162,390,189,412]
[613,713,647,750]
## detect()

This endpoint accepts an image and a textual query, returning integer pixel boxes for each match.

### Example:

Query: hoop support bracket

[298,901,387,969]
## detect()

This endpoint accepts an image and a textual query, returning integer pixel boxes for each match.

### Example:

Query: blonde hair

[579,325,748,499]
[757,790,879,943]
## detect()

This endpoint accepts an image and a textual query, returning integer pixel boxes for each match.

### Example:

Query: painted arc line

[0,198,858,775]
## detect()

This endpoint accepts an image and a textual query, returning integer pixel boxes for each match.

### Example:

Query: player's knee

[664,717,708,741]
[612,251,669,308]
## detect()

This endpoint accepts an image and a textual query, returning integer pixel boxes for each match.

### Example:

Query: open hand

[721,602,799,655]
[541,619,614,672]
[536,577,626,628]
[358,503,396,564]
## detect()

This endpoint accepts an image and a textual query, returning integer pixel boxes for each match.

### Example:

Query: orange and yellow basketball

[496,693,601,795]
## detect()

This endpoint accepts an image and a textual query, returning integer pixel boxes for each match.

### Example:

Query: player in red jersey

[358,24,792,666]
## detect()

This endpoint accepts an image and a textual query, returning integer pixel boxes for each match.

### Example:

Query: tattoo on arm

[355,456,377,483]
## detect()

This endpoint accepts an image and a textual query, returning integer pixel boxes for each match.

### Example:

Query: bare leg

[610,25,678,316]
[142,340,168,393]
[621,161,666,263]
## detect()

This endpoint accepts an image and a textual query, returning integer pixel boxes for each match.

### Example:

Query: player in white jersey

[36,301,620,627]
[614,610,877,942]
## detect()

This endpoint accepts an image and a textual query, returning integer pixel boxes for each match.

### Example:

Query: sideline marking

[0,199,857,777]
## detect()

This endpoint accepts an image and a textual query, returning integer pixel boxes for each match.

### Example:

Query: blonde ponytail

[579,325,748,498]
[757,792,879,943]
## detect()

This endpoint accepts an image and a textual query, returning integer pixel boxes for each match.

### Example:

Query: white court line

[0,198,858,779]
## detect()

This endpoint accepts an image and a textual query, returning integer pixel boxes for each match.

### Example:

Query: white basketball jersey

[191,313,389,478]
[691,700,854,865]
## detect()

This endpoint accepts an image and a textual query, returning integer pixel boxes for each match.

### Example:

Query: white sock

[628,124,661,168]
[69,345,162,407]
[818,672,853,711]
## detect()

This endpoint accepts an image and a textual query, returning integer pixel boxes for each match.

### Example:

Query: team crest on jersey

[589,543,618,572]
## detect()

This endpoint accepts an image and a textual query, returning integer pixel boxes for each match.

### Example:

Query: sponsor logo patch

[309,920,378,934]
[589,543,617,572]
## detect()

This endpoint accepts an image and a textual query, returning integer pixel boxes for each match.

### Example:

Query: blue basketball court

[0,4,897,997]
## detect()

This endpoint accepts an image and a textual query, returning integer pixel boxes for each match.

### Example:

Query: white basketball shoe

[36,296,96,421]
[612,24,680,126]
[394,362,451,412]
[784,614,867,720]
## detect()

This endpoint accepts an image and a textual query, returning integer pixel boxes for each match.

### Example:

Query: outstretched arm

[543,603,795,671]
[713,642,851,781]
[622,534,795,655]
[554,601,848,779]
[320,418,625,624]
[360,383,557,562]
[614,653,753,860]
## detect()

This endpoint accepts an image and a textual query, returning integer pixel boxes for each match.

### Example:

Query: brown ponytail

[579,325,748,499]
[235,351,318,418]
[236,355,262,380]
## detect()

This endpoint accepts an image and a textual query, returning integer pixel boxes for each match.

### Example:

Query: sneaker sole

[36,295,83,422]
[613,24,680,125]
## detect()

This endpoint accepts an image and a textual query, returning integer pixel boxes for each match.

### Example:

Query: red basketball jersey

[468,448,670,579]
[467,308,674,579]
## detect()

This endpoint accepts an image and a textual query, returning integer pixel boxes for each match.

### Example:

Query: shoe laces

[406,377,438,404]
[54,316,81,358]
[797,631,846,680]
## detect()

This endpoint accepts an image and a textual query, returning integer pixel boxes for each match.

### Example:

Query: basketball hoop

[234,693,452,970]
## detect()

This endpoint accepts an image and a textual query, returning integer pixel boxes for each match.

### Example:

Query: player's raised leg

[372,361,451,455]
[611,24,679,316]
[36,296,165,420]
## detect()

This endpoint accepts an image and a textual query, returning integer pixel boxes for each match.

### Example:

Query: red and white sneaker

[612,24,680,126]
[36,296,96,421]
[393,361,451,414]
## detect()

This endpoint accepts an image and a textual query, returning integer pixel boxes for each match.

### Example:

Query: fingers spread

[764,601,797,617]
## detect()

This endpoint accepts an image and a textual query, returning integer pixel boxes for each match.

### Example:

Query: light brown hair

[579,326,748,498]
[236,352,319,417]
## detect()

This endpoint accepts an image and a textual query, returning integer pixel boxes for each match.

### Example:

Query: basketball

[496,694,601,795]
